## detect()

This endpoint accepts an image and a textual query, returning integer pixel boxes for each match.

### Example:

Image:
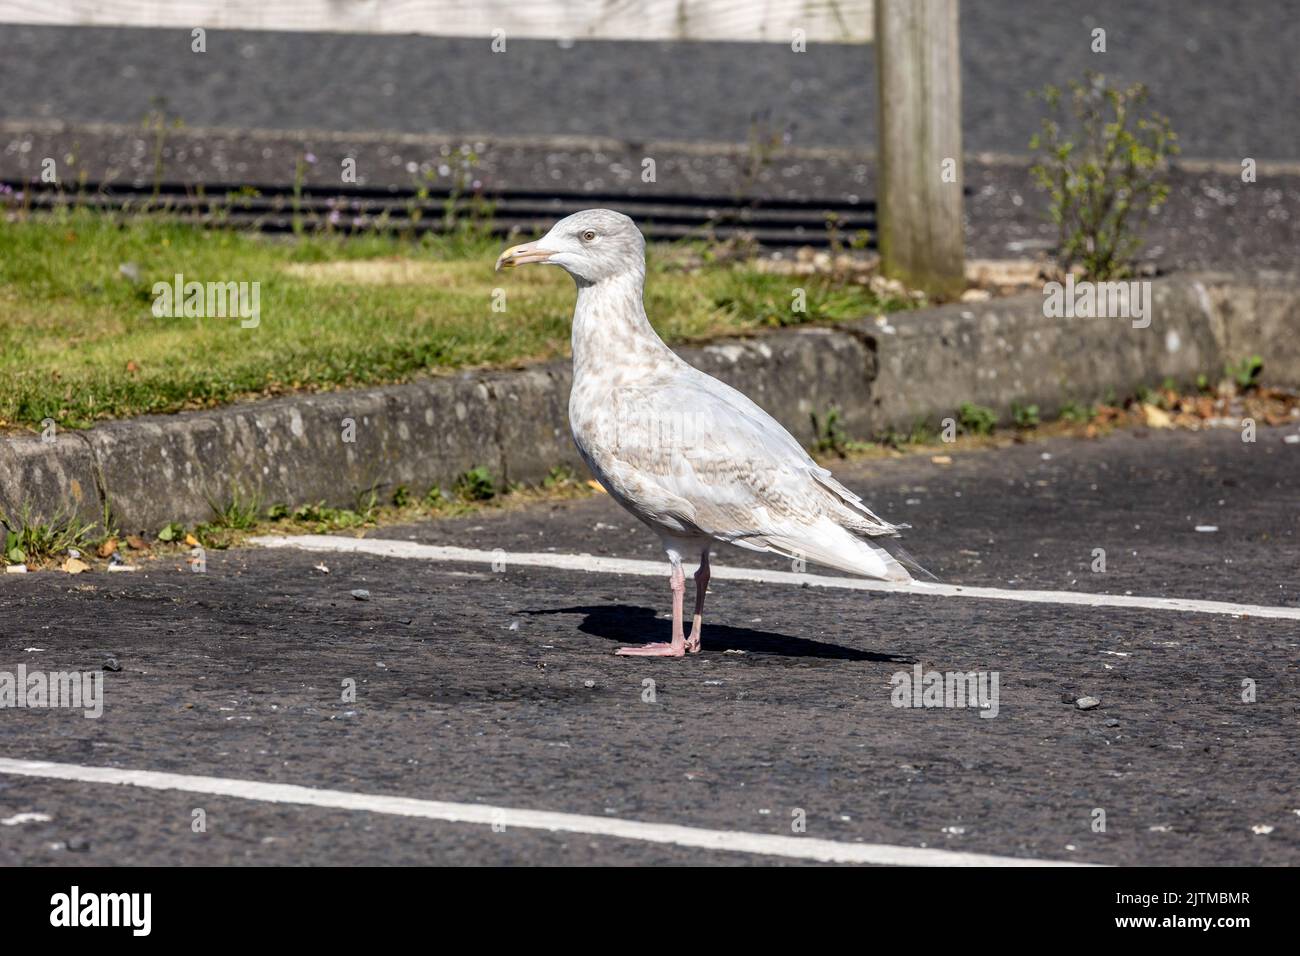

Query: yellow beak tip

[495,243,553,272]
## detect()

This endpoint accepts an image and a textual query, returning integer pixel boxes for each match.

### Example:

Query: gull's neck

[570,268,676,379]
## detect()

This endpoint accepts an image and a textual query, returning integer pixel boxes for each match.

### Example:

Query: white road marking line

[251,535,1300,621]
[0,758,1092,867]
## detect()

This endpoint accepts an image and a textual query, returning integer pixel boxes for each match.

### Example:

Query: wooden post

[875,0,965,298]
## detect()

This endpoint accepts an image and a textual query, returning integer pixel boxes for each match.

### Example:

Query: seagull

[496,209,913,657]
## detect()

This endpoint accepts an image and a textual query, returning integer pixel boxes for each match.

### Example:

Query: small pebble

[583,680,595,688]
[1076,696,1101,710]
[102,656,121,672]
[1104,718,1120,727]
[350,589,370,601]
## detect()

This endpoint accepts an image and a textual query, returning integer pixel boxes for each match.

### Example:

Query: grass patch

[1,505,97,565]
[957,401,998,436]
[168,464,588,552]
[0,211,913,429]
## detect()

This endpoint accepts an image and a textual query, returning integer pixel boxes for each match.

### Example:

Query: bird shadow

[521,605,912,663]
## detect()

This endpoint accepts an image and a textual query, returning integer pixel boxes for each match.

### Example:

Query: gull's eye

[581,230,597,242]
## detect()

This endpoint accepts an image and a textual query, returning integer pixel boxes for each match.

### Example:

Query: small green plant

[206,487,262,530]
[1059,401,1095,423]
[810,407,874,456]
[1226,355,1263,391]
[881,426,907,451]
[100,499,118,541]
[1195,373,1212,394]
[737,110,792,201]
[291,151,313,236]
[156,521,187,542]
[265,499,376,531]
[821,217,874,258]
[392,483,413,508]
[957,401,997,436]
[824,212,845,254]
[2,506,97,564]
[353,489,380,523]
[1011,402,1041,429]
[905,419,938,445]
[812,407,849,456]
[141,98,185,206]
[423,486,446,508]
[293,503,331,523]
[455,466,497,501]
[542,465,576,489]
[880,419,937,450]
[1029,72,1179,279]
[441,146,496,243]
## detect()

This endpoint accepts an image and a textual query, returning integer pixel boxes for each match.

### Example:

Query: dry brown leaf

[97,537,118,558]
[184,533,200,547]
[1142,403,1174,428]
[61,557,90,574]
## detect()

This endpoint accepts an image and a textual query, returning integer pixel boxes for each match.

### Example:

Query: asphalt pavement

[2,0,1298,160]
[0,424,1296,865]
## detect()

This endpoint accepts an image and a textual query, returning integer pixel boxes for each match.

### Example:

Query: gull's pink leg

[616,560,687,657]
[685,549,710,654]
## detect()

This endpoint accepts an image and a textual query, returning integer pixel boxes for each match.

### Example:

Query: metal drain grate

[3,180,879,248]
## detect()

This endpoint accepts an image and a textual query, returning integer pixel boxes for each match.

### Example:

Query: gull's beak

[495,240,556,272]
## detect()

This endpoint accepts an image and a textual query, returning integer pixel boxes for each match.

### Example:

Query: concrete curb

[2,270,1296,534]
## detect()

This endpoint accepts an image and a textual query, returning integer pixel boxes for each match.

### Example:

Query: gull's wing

[590,370,910,580]
[682,368,903,533]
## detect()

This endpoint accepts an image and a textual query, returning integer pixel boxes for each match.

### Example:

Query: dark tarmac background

[3,0,1297,159]
[0,425,1296,866]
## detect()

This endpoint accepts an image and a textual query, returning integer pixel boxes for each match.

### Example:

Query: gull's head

[495,209,644,284]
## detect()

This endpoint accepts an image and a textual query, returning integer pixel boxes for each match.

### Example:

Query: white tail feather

[765,518,913,582]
